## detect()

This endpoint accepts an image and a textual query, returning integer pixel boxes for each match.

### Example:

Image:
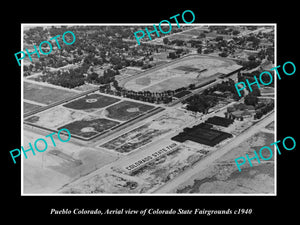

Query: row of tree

[184,94,218,113]
[202,79,244,100]
[100,83,174,104]
[254,101,274,119]
[38,69,85,88]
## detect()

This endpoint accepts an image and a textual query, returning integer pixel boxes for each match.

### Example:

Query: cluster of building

[225,103,256,121]
[171,116,234,147]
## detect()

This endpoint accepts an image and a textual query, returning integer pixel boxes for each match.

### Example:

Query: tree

[216,36,224,42]
[35,62,42,71]
[244,94,258,106]
[189,84,196,89]
[219,52,228,57]
[110,55,122,65]
[176,48,183,55]
[163,37,169,45]
[232,30,240,35]
[168,52,177,59]
[250,86,261,96]
[87,72,100,83]
[199,33,206,39]
[185,94,218,113]
[197,46,202,54]
[172,39,184,46]
[248,55,256,61]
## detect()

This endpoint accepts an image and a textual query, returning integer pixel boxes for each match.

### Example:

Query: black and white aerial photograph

[22,24,276,195]
[4,3,298,220]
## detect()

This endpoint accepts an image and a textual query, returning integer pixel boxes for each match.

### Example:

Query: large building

[171,123,233,147]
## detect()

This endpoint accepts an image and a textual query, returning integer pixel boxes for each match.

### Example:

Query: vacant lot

[23,129,118,194]
[175,132,275,194]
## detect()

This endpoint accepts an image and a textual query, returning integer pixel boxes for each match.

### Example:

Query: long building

[171,123,233,147]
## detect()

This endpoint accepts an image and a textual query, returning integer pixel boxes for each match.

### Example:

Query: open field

[24,106,87,130]
[105,101,155,121]
[24,81,78,105]
[24,91,160,140]
[59,141,211,194]
[175,132,275,194]
[121,55,240,93]
[56,113,275,194]
[58,116,120,138]
[153,112,275,194]
[180,28,204,36]
[24,102,41,113]
[168,33,195,41]
[23,129,118,194]
[265,121,274,131]
[63,93,120,112]
[260,87,275,95]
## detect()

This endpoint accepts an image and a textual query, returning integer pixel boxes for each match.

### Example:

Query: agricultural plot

[24,81,77,105]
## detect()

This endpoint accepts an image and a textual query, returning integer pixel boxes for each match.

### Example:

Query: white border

[21,23,277,196]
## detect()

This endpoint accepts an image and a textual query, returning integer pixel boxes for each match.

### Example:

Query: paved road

[153,111,275,193]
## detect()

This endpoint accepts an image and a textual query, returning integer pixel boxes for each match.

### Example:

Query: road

[153,111,274,193]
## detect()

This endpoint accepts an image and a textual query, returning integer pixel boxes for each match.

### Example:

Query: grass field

[24,102,41,113]
[24,106,87,129]
[58,117,120,138]
[105,101,155,121]
[24,96,158,141]
[63,93,120,112]
[24,81,77,105]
